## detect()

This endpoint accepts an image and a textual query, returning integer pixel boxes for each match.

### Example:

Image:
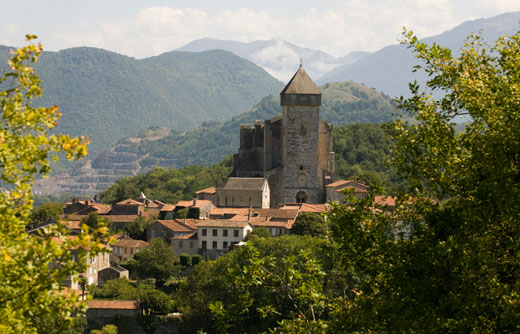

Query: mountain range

[0,46,283,165]
[177,12,520,97]
[177,38,370,83]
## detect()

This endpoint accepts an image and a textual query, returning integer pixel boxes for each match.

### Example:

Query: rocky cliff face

[33,128,171,195]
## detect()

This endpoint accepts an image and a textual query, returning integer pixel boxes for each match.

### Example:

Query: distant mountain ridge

[0,46,283,166]
[177,38,370,82]
[317,11,520,97]
[33,81,397,195]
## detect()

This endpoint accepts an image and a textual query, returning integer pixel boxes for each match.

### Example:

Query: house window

[202,229,207,236]
[190,241,194,248]
[179,241,183,248]
[278,228,283,235]
[202,241,207,249]
[234,229,239,237]
[212,229,218,237]
[223,229,228,237]
[223,241,228,249]
[124,248,127,255]
[130,248,133,255]
[212,241,217,249]
[225,197,228,206]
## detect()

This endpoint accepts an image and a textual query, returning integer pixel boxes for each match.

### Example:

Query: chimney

[193,198,197,207]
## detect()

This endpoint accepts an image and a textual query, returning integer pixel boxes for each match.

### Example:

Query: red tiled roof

[210,208,249,216]
[160,204,176,212]
[116,199,142,206]
[87,300,139,310]
[154,220,195,232]
[175,199,213,208]
[195,186,216,194]
[251,209,299,220]
[251,220,287,228]
[112,238,148,248]
[326,180,369,190]
[196,220,250,228]
[299,203,327,213]
[103,215,140,223]
[170,232,198,240]
[336,186,368,193]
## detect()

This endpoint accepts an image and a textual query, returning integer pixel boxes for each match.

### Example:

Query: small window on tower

[300,124,306,136]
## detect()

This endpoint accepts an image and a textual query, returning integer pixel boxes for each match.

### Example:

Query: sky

[2,0,520,59]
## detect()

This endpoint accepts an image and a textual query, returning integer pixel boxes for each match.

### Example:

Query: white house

[196,220,253,259]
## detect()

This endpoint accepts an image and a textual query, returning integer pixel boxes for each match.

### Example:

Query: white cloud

[31,2,520,59]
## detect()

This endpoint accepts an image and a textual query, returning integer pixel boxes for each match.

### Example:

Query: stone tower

[231,65,334,206]
[280,65,323,204]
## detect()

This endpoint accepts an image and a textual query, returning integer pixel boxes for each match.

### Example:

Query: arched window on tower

[296,191,308,203]
[300,124,307,136]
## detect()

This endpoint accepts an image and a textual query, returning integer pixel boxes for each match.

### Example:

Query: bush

[180,253,191,267]
[191,254,202,266]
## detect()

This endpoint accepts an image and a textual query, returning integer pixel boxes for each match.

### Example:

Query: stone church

[229,65,335,207]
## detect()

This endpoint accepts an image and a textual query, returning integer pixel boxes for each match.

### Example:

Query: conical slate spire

[280,66,321,95]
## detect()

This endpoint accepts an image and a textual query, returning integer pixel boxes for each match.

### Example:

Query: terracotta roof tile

[195,186,216,194]
[103,215,140,223]
[170,232,198,240]
[112,238,148,248]
[115,199,142,206]
[87,300,139,310]
[160,204,176,212]
[175,199,213,208]
[196,220,250,228]
[154,220,195,232]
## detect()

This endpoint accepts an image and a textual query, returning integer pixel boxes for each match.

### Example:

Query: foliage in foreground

[326,28,520,333]
[0,36,110,333]
[176,236,340,334]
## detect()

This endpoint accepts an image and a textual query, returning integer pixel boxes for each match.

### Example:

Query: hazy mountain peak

[177,38,370,82]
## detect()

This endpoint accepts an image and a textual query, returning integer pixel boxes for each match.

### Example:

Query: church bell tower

[280,65,322,204]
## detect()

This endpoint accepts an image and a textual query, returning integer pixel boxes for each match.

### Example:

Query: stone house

[326,180,370,202]
[216,177,270,208]
[98,266,129,286]
[146,219,197,241]
[110,238,148,265]
[63,248,111,288]
[195,186,217,203]
[171,232,199,257]
[197,220,253,260]
[173,199,214,219]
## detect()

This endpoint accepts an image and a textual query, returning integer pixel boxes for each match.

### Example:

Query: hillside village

[28,66,400,328]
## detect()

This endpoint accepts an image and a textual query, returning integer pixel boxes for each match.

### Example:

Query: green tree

[291,213,328,238]
[31,314,86,334]
[81,212,111,231]
[90,324,118,334]
[0,36,109,333]
[28,201,64,228]
[327,28,520,333]
[123,238,178,283]
[244,227,271,241]
[125,215,154,240]
[176,236,331,333]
